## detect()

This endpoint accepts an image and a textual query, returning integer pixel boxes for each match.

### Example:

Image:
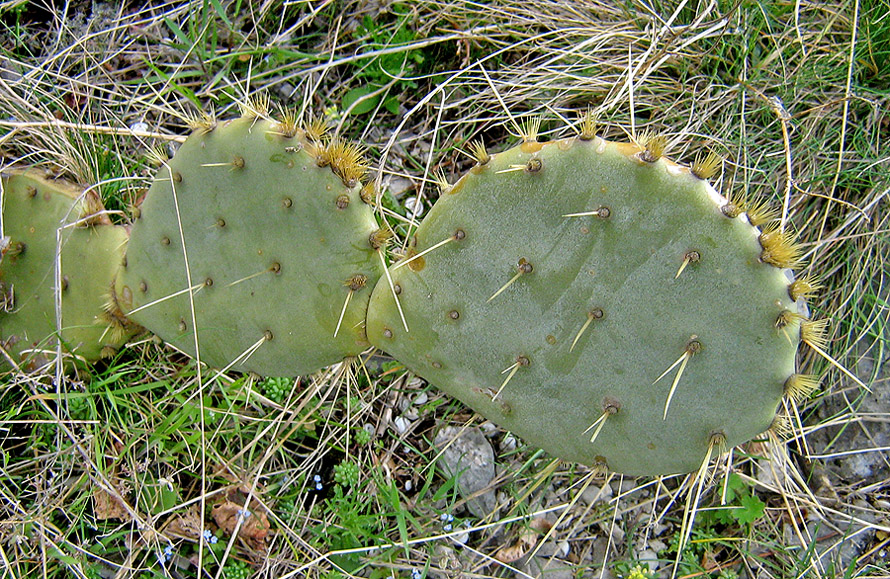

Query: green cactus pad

[366,136,803,476]
[116,117,382,375]
[0,170,132,370]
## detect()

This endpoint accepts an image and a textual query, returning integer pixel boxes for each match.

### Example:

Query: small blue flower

[157,544,173,565]
[443,523,452,532]
[237,508,251,520]
[315,482,323,490]
[202,529,218,544]
[411,569,423,579]
[313,474,322,482]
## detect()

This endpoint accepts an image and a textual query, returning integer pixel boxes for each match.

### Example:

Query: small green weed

[343,4,427,116]
[333,460,360,487]
[260,376,292,404]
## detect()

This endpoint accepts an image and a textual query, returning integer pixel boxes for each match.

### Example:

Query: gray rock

[434,425,498,518]
[273,82,296,101]
[636,549,660,572]
[756,439,792,489]
[810,342,890,486]
[392,415,411,435]
[384,175,415,198]
[520,556,575,579]
[534,539,569,558]
[781,504,878,574]
[579,484,613,505]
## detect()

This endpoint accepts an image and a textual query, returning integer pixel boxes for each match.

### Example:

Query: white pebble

[637,549,659,572]
[451,527,470,545]
[404,196,423,217]
[393,416,411,434]
[130,121,149,133]
[479,421,498,435]
[501,433,518,451]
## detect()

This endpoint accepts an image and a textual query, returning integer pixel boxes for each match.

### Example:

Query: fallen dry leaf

[165,506,204,540]
[93,484,131,521]
[495,527,538,563]
[528,516,553,534]
[211,500,269,551]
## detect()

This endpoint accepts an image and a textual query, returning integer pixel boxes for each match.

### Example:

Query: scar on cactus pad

[0,170,135,370]
[115,112,384,376]
[367,119,825,476]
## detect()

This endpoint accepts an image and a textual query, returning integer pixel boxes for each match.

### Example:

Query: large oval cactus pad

[116,117,382,376]
[367,136,802,476]
[0,170,132,370]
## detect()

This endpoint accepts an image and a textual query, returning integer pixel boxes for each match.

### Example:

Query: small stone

[756,441,791,488]
[599,521,624,543]
[479,421,498,436]
[274,82,296,100]
[384,175,415,197]
[520,556,575,579]
[810,344,890,486]
[393,416,411,435]
[452,525,470,545]
[434,425,497,518]
[404,196,424,217]
[413,391,429,406]
[636,549,659,572]
[580,484,613,505]
[501,433,518,452]
[614,478,639,494]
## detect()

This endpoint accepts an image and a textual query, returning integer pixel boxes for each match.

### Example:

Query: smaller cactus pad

[0,170,132,370]
[115,116,383,376]
[367,134,808,476]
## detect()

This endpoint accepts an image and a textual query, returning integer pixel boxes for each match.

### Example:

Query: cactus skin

[0,170,132,369]
[366,135,803,476]
[115,117,382,376]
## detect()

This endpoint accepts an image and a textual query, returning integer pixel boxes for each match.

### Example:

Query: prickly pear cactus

[0,170,133,370]
[367,131,816,476]
[115,115,384,376]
